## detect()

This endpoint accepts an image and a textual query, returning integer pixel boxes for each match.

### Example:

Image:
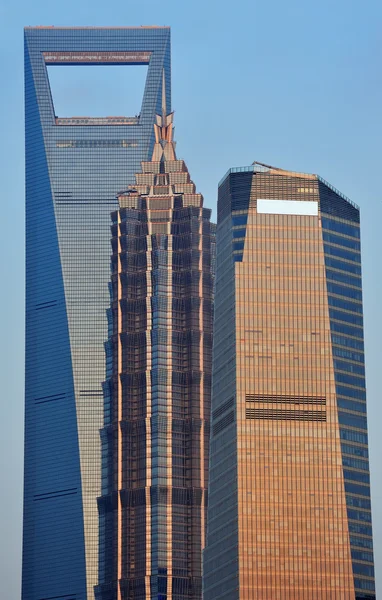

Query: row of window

[354,577,375,591]
[232,214,248,227]
[327,282,362,302]
[322,230,360,251]
[336,385,366,401]
[350,535,373,550]
[334,359,365,375]
[326,268,362,288]
[344,469,370,485]
[56,139,139,148]
[353,563,375,578]
[340,427,368,446]
[332,347,364,363]
[325,256,362,276]
[321,217,360,239]
[346,494,371,510]
[335,371,365,388]
[347,508,372,523]
[338,398,366,414]
[339,411,367,430]
[348,522,373,537]
[233,228,247,239]
[345,482,370,497]
[330,309,363,328]
[351,549,374,563]
[324,244,361,264]
[332,334,364,351]
[342,442,369,458]
[328,294,363,314]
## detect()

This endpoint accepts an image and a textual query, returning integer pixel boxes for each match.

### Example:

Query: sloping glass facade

[24,26,171,600]
[319,181,375,599]
[96,109,215,599]
[203,163,375,600]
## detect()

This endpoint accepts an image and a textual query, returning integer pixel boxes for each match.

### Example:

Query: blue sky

[1,0,381,597]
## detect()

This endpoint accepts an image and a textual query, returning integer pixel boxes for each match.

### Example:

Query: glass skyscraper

[95,93,215,600]
[203,162,375,599]
[23,26,171,600]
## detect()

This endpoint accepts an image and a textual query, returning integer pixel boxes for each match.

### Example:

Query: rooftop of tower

[219,161,359,210]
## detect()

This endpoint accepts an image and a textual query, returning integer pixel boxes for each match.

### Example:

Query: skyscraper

[23,26,171,600]
[95,91,215,599]
[204,162,375,600]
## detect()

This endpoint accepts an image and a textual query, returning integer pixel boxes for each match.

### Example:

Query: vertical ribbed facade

[96,108,215,599]
[24,26,170,600]
[203,163,375,600]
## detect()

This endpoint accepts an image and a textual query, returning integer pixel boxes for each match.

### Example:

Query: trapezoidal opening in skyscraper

[47,64,149,121]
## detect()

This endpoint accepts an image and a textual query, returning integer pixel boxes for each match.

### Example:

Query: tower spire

[152,69,176,162]
[161,68,167,120]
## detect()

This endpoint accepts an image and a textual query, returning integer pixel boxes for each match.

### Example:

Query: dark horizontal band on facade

[55,201,117,205]
[213,411,235,436]
[98,486,206,511]
[246,408,326,422]
[34,393,66,405]
[34,488,78,501]
[33,492,78,501]
[35,301,57,310]
[44,50,151,66]
[115,576,202,594]
[55,116,140,126]
[56,139,138,148]
[246,394,326,405]
[117,417,209,432]
[212,397,235,420]
[37,595,77,600]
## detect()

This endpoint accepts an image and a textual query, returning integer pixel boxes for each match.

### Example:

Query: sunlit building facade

[23,26,171,600]
[95,95,215,599]
[203,162,375,600]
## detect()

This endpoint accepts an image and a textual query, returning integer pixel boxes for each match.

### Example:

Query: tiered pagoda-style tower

[97,81,215,600]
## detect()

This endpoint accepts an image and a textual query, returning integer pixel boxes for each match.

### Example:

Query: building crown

[152,70,176,162]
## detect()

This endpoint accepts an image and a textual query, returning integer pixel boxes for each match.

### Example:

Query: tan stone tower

[203,162,375,600]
